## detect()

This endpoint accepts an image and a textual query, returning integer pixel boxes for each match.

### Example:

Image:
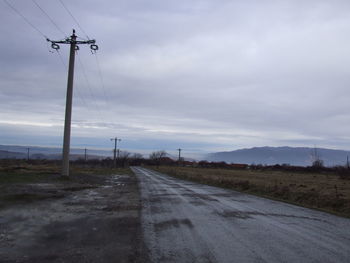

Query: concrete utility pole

[47,30,98,177]
[111,137,121,168]
[177,148,182,162]
[27,148,30,162]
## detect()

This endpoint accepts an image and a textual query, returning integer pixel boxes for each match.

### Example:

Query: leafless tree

[118,151,131,167]
[132,153,143,159]
[149,150,167,167]
[311,147,324,168]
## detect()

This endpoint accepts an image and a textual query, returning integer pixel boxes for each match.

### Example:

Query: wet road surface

[132,166,350,263]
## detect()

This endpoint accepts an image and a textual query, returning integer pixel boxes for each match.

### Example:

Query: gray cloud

[1,0,350,156]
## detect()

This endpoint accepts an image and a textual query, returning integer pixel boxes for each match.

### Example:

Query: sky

[1,0,350,158]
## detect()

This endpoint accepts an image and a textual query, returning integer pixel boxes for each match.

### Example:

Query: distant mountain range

[2,145,350,167]
[206,146,350,167]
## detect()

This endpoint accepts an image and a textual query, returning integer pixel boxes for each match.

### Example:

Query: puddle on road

[182,193,219,202]
[216,210,326,222]
[149,205,171,214]
[154,218,194,232]
[105,175,130,187]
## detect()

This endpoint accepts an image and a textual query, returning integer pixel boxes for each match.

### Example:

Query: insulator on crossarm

[90,44,98,51]
[51,43,60,50]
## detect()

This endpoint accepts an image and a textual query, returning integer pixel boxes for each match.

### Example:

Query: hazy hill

[206,146,350,167]
[0,150,26,159]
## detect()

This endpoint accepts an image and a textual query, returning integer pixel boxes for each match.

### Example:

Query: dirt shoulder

[0,165,148,263]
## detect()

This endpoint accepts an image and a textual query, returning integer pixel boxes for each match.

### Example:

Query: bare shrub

[336,167,350,180]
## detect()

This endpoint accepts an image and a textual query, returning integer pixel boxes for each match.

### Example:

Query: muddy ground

[0,171,148,263]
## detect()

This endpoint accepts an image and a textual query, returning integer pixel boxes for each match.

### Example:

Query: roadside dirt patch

[0,172,149,263]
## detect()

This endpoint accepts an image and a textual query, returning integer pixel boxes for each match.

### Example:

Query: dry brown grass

[154,166,350,218]
[0,161,132,209]
[0,161,131,184]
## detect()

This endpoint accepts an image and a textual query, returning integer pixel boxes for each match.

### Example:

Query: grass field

[0,161,132,209]
[154,166,350,218]
[0,161,131,184]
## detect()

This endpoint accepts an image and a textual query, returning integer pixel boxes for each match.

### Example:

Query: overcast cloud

[1,0,350,157]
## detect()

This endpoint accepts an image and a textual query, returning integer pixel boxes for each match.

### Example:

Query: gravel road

[132,166,350,263]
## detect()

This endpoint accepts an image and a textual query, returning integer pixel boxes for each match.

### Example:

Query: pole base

[59,175,70,181]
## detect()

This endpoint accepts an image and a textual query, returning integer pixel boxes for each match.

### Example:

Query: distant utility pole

[84,148,87,162]
[111,137,121,168]
[177,148,182,162]
[47,29,98,177]
[27,148,30,161]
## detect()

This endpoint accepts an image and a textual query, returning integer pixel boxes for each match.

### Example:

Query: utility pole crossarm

[47,30,98,51]
[47,38,96,44]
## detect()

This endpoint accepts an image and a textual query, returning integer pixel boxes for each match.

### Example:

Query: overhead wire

[31,0,67,38]
[93,52,111,109]
[4,0,108,134]
[92,51,122,133]
[55,0,107,121]
[57,0,118,130]
[76,54,108,124]
[55,49,91,114]
[55,48,108,128]
[28,0,90,115]
[92,47,120,133]
[3,0,48,39]
[57,0,89,39]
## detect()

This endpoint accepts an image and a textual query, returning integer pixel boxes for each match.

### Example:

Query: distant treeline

[2,154,350,180]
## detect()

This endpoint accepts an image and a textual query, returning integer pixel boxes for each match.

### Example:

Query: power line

[56,49,108,145]
[57,0,89,39]
[92,50,122,137]
[54,49,91,115]
[93,52,110,108]
[56,49,67,67]
[71,52,90,110]
[50,43,91,118]
[31,0,66,37]
[56,0,115,129]
[3,0,48,39]
[92,51,123,136]
[76,54,107,124]
[51,39,99,117]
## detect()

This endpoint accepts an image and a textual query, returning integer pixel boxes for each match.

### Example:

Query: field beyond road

[154,166,350,218]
